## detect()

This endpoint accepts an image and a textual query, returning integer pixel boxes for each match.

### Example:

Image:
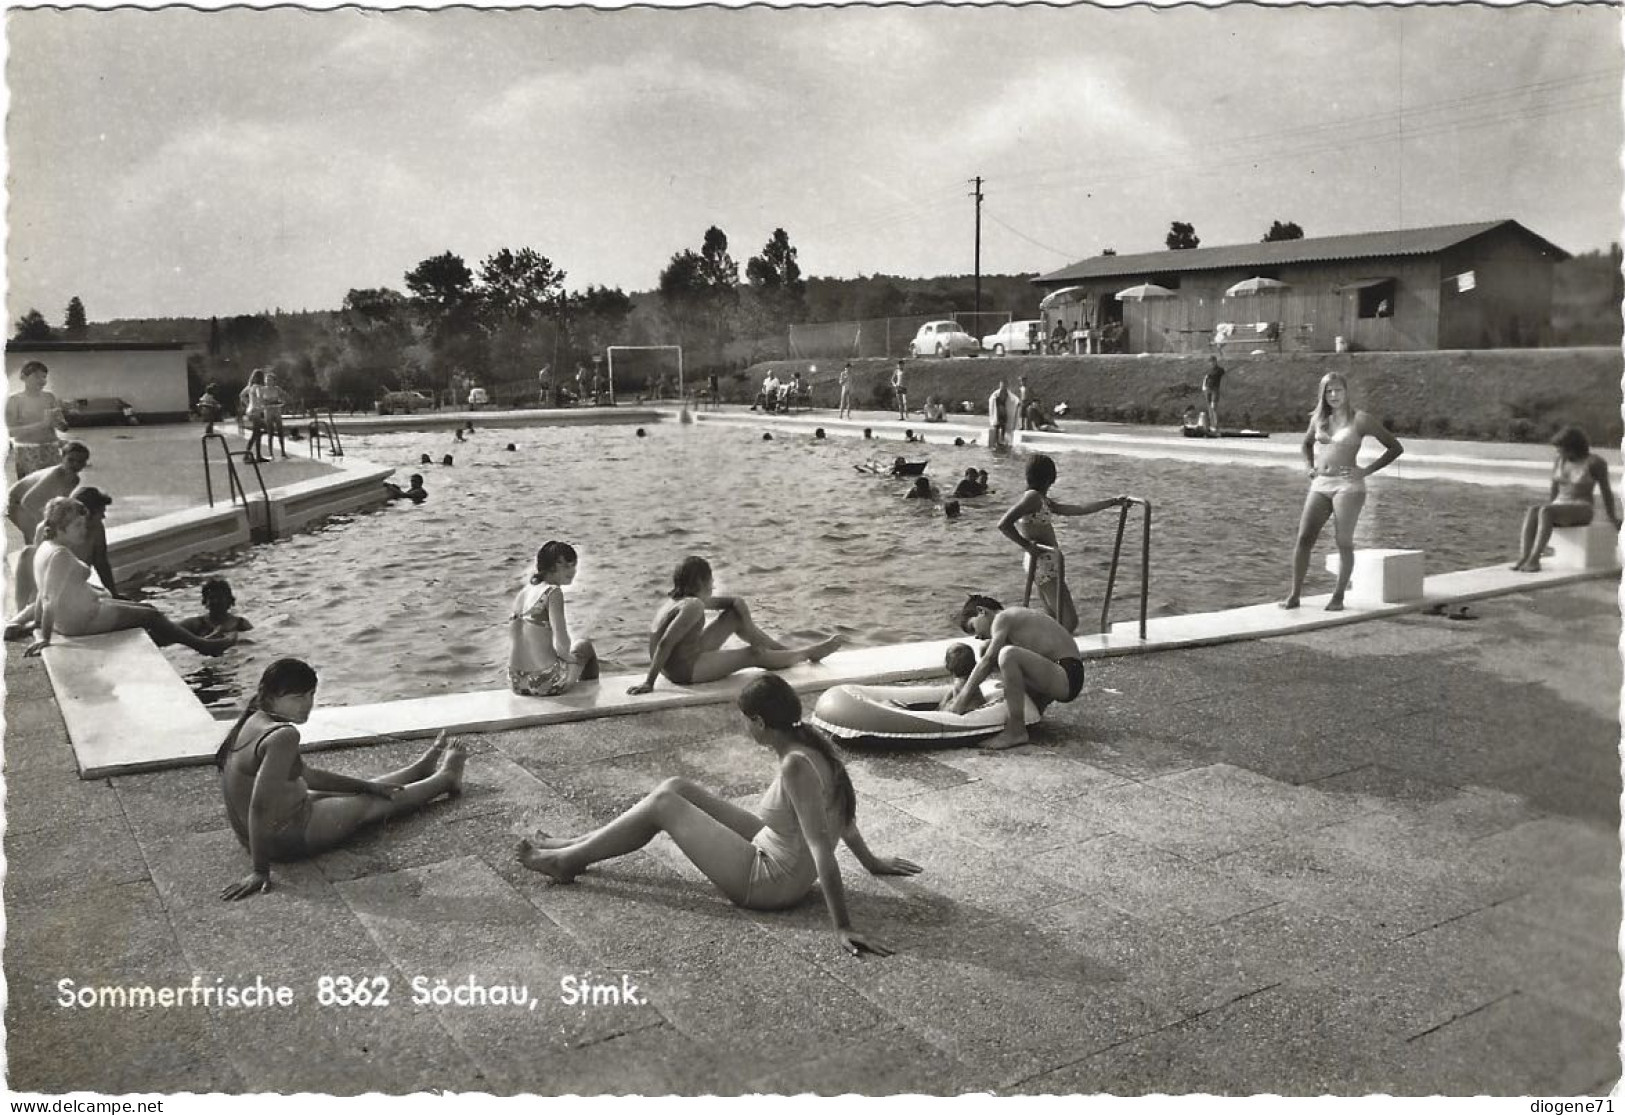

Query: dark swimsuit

[1058,657,1085,702]
[222,723,312,861]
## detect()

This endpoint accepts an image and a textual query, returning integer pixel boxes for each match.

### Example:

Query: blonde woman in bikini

[1512,425,1620,572]
[628,555,841,694]
[1281,372,1404,611]
[508,540,598,696]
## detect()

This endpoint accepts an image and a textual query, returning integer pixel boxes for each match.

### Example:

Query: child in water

[508,540,599,697]
[180,578,255,640]
[384,474,428,504]
[938,642,986,711]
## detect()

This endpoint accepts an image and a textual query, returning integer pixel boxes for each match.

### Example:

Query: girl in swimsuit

[837,364,853,420]
[521,673,921,956]
[21,497,239,657]
[218,658,467,900]
[997,454,1128,634]
[627,555,842,694]
[1280,372,1404,611]
[1512,425,1620,572]
[508,540,599,697]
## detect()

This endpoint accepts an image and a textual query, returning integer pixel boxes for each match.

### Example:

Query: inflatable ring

[811,681,1042,745]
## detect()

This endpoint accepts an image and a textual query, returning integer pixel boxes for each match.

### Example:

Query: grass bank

[738,346,1622,443]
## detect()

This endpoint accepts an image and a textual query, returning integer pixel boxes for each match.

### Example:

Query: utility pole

[969,177,984,322]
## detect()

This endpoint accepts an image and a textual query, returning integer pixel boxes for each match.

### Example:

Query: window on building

[1357,280,1395,319]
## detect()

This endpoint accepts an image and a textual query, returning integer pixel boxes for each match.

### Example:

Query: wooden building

[1032,219,1569,354]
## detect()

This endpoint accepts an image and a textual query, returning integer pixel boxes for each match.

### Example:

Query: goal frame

[605,345,685,404]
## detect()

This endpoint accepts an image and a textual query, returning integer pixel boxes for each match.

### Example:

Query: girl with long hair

[1512,425,1620,571]
[509,540,599,696]
[520,673,920,956]
[218,658,466,900]
[1280,372,1404,610]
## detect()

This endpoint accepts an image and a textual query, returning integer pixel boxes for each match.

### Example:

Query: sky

[6,2,1621,323]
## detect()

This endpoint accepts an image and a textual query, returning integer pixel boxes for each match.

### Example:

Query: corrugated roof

[1035,220,1569,285]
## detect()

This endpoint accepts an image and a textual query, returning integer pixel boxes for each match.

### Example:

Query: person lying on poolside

[951,594,1085,750]
[521,673,920,957]
[218,658,466,900]
[628,555,842,694]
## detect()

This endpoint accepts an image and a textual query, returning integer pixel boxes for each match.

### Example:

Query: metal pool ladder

[201,433,274,542]
[307,409,344,459]
[1103,497,1151,640]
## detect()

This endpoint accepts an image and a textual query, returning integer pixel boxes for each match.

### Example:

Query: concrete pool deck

[4,578,1619,1095]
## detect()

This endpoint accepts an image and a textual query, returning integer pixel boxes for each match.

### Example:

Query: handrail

[201,433,274,541]
[306,409,344,459]
[1100,497,1151,640]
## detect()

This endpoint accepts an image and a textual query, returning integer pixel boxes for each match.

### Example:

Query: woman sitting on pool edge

[1512,425,1621,571]
[521,674,920,956]
[509,540,599,697]
[18,497,238,657]
[628,555,842,694]
[219,658,466,900]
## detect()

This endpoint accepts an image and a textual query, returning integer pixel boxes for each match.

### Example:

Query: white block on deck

[1548,522,1619,571]
[1323,548,1424,604]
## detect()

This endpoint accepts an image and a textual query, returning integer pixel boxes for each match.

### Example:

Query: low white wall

[6,349,191,417]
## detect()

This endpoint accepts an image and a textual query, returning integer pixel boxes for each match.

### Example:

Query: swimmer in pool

[509,540,599,697]
[1280,372,1404,611]
[179,577,255,640]
[998,454,1129,633]
[904,476,938,501]
[952,595,1086,751]
[20,498,238,657]
[628,555,842,693]
[383,474,428,503]
[1512,425,1620,572]
[218,658,466,900]
[519,673,919,956]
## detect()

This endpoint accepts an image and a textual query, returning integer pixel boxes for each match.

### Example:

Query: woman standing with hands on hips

[1280,372,1404,611]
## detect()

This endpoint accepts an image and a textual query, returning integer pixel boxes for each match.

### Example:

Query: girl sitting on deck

[1511,425,1620,572]
[218,658,466,900]
[520,673,921,957]
[509,540,599,697]
[18,497,238,657]
[627,555,841,694]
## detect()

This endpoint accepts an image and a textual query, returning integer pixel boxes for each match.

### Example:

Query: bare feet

[980,725,1030,751]
[517,838,578,883]
[1324,596,1345,612]
[805,634,844,662]
[525,832,578,850]
[1521,560,1542,573]
[1278,596,1300,610]
[437,741,467,795]
[406,732,450,781]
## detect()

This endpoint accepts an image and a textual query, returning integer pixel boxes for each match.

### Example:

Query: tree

[658,226,739,365]
[1100,248,1118,257]
[1262,220,1305,243]
[1165,222,1200,251]
[63,297,87,338]
[13,309,53,341]
[745,228,807,322]
[477,248,564,325]
[564,285,634,364]
[404,251,484,382]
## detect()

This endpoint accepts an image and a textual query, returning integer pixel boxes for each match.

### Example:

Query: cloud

[473,51,769,133]
[320,14,436,71]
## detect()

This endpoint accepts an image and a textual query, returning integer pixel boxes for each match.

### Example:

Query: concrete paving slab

[1074,778,1295,862]
[515,1022,758,1096]
[1382,992,1620,1096]
[4,811,152,901]
[890,778,1120,855]
[1468,816,1621,892]
[1029,833,1281,926]
[112,765,236,843]
[930,747,1133,804]
[744,1023,980,1096]
[2,767,122,837]
[335,856,668,1093]
[1146,762,1374,834]
[3,688,81,777]
[840,747,979,802]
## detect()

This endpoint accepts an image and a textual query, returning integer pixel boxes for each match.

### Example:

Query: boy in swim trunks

[951,595,1086,751]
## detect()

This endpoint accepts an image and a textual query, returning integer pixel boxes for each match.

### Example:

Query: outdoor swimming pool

[133,423,1532,710]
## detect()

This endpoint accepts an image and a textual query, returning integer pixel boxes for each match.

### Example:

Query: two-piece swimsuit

[745,756,840,910]
[221,722,313,861]
[1552,456,1598,517]
[510,585,574,697]
[1021,500,1061,586]
[1310,422,1366,495]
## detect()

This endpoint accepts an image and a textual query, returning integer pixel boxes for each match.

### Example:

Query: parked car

[467,387,490,409]
[908,320,980,358]
[62,397,138,427]
[377,390,433,416]
[982,319,1044,356]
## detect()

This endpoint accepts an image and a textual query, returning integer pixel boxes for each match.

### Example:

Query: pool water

[133,423,1534,711]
